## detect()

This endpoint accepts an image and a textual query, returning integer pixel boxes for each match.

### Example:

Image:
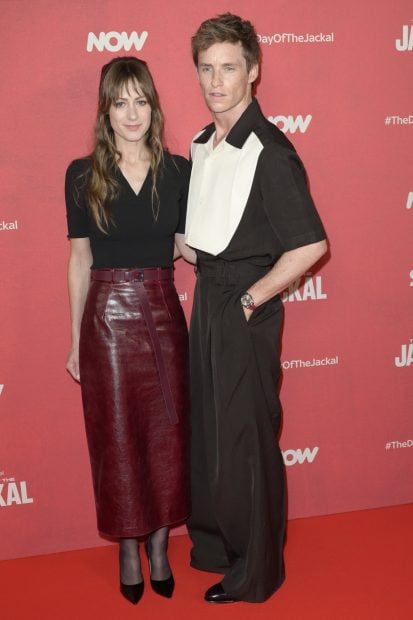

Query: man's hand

[243,306,254,322]
[248,240,327,307]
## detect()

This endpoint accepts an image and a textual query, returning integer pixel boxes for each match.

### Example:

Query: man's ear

[248,63,259,84]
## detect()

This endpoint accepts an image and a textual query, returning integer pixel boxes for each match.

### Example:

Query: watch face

[241,293,253,307]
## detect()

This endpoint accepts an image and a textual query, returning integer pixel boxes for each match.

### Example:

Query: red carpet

[1,504,412,619]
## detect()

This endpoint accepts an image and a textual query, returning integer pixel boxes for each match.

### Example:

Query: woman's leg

[147,526,171,580]
[119,537,142,585]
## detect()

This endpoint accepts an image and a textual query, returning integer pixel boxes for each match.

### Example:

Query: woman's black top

[65,152,190,268]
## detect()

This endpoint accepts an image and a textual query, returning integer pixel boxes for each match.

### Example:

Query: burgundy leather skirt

[79,267,189,538]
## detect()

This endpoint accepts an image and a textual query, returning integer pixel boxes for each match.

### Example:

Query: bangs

[110,78,146,103]
[99,59,158,112]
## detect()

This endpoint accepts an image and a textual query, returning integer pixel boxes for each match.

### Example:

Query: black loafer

[204,583,238,604]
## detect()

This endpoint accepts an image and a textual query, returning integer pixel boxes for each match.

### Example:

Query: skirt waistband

[91,267,173,284]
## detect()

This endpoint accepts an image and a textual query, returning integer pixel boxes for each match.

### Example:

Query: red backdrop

[1,0,412,560]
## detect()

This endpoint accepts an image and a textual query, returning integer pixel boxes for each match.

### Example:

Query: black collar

[193,98,264,149]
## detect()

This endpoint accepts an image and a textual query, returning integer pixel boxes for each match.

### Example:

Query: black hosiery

[147,526,171,581]
[119,537,142,585]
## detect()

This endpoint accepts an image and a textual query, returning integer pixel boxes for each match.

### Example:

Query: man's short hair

[191,13,261,71]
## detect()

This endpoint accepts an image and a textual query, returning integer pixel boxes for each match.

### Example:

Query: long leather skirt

[79,267,189,538]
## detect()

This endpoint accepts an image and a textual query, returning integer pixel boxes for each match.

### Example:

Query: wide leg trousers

[188,259,286,602]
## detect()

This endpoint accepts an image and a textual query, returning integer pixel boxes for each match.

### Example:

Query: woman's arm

[66,238,93,381]
[174,233,197,264]
[173,241,182,260]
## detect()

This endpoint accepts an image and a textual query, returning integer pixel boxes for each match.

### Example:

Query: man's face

[197,41,258,118]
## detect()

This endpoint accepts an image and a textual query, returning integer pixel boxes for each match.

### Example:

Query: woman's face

[109,81,152,148]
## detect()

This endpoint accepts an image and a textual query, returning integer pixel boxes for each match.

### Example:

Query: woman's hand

[66,344,80,382]
[174,233,197,264]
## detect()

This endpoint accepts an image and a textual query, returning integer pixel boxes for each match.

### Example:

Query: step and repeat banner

[1,0,412,560]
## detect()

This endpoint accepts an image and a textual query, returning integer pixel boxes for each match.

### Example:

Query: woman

[65,56,194,605]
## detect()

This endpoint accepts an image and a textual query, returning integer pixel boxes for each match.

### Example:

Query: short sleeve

[260,145,326,251]
[65,159,90,238]
[174,156,191,234]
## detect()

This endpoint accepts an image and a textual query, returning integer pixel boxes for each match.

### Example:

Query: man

[185,13,327,603]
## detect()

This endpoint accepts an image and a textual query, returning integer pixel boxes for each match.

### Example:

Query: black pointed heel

[145,542,175,598]
[150,573,175,598]
[120,581,144,605]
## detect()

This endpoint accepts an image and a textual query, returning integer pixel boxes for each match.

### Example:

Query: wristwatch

[240,291,257,311]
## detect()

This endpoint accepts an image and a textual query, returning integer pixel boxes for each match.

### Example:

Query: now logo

[282,447,319,466]
[268,114,312,134]
[87,31,148,53]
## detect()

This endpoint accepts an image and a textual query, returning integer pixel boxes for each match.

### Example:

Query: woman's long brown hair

[87,56,164,232]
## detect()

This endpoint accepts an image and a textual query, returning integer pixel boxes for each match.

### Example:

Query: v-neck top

[65,152,190,268]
